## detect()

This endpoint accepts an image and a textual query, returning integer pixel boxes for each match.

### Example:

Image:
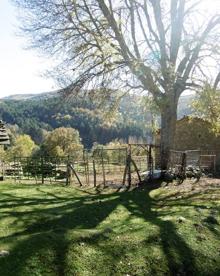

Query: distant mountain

[2,91,59,101]
[0,91,195,147]
[0,92,146,147]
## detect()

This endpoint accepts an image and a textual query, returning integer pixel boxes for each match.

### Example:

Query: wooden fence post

[127,155,131,187]
[13,156,16,182]
[87,153,90,185]
[180,152,187,179]
[41,156,44,184]
[83,150,89,185]
[130,158,141,183]
[213,155,216,175]
[66,161,70,186]
[148,144,154,179]
[93,159,96,187]
[128,144,131,187]
[101,148,106,187]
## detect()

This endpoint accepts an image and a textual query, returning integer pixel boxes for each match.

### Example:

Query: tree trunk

[160,98,178,170]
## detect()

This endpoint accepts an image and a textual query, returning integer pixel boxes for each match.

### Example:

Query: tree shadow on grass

[0,184,218,275]
[123,187,196,275]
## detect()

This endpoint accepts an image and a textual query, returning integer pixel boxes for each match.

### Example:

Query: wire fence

[0,144,160,187]
[169,150,216,175]
[0,145,218,187]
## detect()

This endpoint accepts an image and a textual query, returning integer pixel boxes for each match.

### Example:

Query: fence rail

[0,144,160,187]
[0,145,218,186]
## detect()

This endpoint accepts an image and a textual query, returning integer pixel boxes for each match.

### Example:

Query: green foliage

[105,139,127,148]
[42,127,83,158]
[0,146,7,161]
[23,160,56,177]
[0,95,146,148]
[105,139,127,163]
[141,95,160,142]
[192,84,220,134]
[7,134,37,159]
[5,124,21,146]
[92,139,127,164]
[0,93,197,151]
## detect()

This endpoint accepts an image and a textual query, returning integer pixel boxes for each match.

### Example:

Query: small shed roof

[0,120,10,145]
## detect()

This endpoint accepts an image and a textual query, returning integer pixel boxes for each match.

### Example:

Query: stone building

[157,116,220,170]
[173,116,220,151]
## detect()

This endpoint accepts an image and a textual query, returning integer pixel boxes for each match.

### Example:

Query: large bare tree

[13,0,220,168]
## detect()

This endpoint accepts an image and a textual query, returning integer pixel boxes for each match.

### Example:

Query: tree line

[0,94,151,149]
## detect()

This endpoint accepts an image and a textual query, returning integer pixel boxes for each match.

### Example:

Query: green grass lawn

[0,180,220,276]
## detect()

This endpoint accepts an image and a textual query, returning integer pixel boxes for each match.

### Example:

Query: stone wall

[156,116,220,168]
[174,116,220,151]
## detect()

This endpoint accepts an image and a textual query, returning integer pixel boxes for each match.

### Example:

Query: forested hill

[0,92,148,148]
[0,92,194,148]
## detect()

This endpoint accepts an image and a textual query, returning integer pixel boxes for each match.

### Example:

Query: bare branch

[214,72,220,90]
[170,0,185,64]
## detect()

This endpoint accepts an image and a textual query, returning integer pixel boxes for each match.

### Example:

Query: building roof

[0,120,10,145]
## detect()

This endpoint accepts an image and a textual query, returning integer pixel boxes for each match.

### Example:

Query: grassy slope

[0,181,220,276]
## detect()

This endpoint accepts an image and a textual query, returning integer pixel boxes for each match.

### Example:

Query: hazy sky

[0,0,219,98]
[0,0,57,98]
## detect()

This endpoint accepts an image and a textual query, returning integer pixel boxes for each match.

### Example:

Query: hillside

[0,92,194,148]
[1,91,59,101]
[0,93,148,147]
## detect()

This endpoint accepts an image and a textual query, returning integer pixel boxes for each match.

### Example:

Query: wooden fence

[0,145,217,187]
[169,150,216,176]
[0,144,160,187]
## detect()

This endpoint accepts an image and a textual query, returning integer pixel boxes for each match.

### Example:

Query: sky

[0,0,57,98]
[0,0,219,98]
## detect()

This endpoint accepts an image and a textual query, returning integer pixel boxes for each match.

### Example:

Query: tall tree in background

[13,0,220,168]
[8,134,37,159]
[192,73,220,133]
[42,127,83,157]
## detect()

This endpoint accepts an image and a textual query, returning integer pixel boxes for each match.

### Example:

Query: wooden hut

[0,120,10,145]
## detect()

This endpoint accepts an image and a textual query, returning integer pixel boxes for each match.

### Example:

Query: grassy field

[0,180,220,276]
